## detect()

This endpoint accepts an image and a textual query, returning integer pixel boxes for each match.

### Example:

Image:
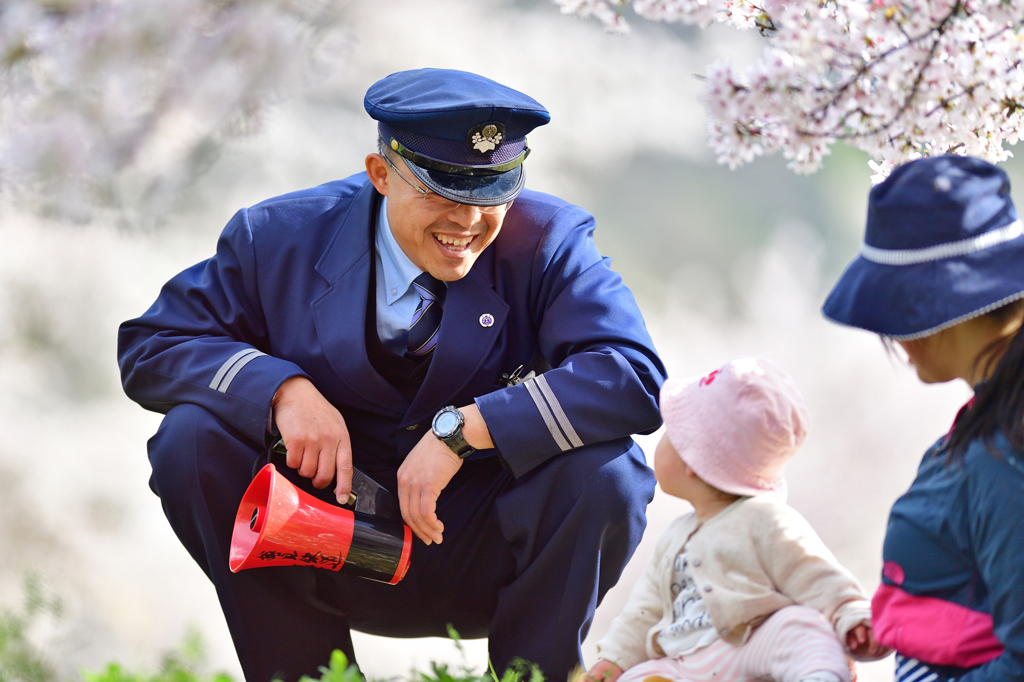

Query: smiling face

[365,152,509,282]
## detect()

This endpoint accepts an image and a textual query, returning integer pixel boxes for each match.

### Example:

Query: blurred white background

[2,0,1013,680]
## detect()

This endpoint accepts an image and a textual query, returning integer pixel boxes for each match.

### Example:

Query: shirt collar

[376,197,424,305]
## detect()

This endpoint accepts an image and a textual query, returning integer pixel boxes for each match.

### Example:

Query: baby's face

[653,433,698,503]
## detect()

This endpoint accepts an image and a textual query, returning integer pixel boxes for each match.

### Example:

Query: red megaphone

[229,464,412,585]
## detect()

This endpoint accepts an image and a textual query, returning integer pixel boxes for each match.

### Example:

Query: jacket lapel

[312,181,407,415]
[406,250,509,425]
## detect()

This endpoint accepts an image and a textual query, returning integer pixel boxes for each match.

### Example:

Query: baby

[585,358,888,682]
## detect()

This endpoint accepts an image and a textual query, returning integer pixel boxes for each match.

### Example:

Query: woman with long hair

[823,155,1024,680]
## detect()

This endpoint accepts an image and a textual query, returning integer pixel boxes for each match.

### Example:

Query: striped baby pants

[617,605,851,682]
[893,653,961,682]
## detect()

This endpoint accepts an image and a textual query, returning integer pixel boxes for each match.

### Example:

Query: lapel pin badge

[479,313,495,328]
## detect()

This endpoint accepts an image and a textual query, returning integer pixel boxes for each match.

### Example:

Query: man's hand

[397,403,493,545]
[272,376,353,504]
[577,659,623,682]
[397,430,463,545]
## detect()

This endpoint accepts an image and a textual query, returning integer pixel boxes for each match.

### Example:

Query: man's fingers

[399,483,428,544]
[298,447,319,480]
[311,445,335,489]
[334,439,353,504]
[401,489,443,545]
[409,519,434,545]
[416,501,443,545]
[285,440,303,470]
[411,521,433,545]
[273,377,352,490]
[398,479,411,523]
[408,501,439,545]
[418,494,443,542]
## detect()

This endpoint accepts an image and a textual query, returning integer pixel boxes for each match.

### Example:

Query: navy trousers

[147,404,655,682]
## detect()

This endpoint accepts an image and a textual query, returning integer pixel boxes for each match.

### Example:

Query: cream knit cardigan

[595,495,875,670]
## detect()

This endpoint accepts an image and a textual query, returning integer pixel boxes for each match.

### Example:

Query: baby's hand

[846,621,888,658]
[578,659,623,682]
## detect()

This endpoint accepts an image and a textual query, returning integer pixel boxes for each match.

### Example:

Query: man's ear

[365,153,390,195]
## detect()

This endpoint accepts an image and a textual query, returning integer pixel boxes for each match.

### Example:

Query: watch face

[433,410,461,438]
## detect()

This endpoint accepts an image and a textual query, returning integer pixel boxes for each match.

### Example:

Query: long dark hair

[943,298,1024,462]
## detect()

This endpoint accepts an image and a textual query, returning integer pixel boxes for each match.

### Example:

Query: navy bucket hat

[364,68,551,206]
[822,155,1024,340]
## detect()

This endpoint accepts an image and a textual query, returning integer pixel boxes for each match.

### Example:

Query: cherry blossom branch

[556,0,1024,180]
[806,2,961,130]
[0,0,348,220]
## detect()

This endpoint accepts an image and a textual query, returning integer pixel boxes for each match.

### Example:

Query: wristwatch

[432,406,476,458]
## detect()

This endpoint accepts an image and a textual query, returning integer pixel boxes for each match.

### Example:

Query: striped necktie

[407,272,446,356]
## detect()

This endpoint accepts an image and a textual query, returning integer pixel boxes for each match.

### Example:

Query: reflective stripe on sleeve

[524,379,572,452]
[534,374,584,448]
[210,348,266,393]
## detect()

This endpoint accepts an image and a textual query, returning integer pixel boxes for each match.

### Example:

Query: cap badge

[468,122,505,155]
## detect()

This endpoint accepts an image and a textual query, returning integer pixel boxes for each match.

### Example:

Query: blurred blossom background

[1,0,1020,680]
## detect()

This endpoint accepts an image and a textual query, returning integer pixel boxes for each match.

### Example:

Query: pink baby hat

[659,357,810,497]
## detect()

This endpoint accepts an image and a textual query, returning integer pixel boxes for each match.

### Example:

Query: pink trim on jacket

[872,583,1003,668]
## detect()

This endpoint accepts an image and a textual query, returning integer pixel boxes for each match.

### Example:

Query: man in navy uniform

[118,69,665,681]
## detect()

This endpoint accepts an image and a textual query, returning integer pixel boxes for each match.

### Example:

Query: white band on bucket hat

[860,219,1023,266]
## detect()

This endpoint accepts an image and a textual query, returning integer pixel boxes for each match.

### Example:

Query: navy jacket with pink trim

[873,433,1024,679]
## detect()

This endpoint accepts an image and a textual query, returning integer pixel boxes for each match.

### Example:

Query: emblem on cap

[479,313,495,328]
[468,122,505,155]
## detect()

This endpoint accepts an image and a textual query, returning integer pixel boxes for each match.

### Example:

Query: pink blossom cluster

[0,0,346,219]
[556,0,1024,180]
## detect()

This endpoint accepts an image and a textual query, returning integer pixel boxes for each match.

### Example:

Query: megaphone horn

[229,464,412,585]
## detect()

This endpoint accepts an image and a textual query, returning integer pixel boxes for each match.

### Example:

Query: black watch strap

[442,430,475,458]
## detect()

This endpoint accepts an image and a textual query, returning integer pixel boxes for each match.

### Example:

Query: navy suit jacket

[118,174,665,481]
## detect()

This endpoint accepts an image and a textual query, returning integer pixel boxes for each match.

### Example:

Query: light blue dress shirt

[375,197,431,355]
